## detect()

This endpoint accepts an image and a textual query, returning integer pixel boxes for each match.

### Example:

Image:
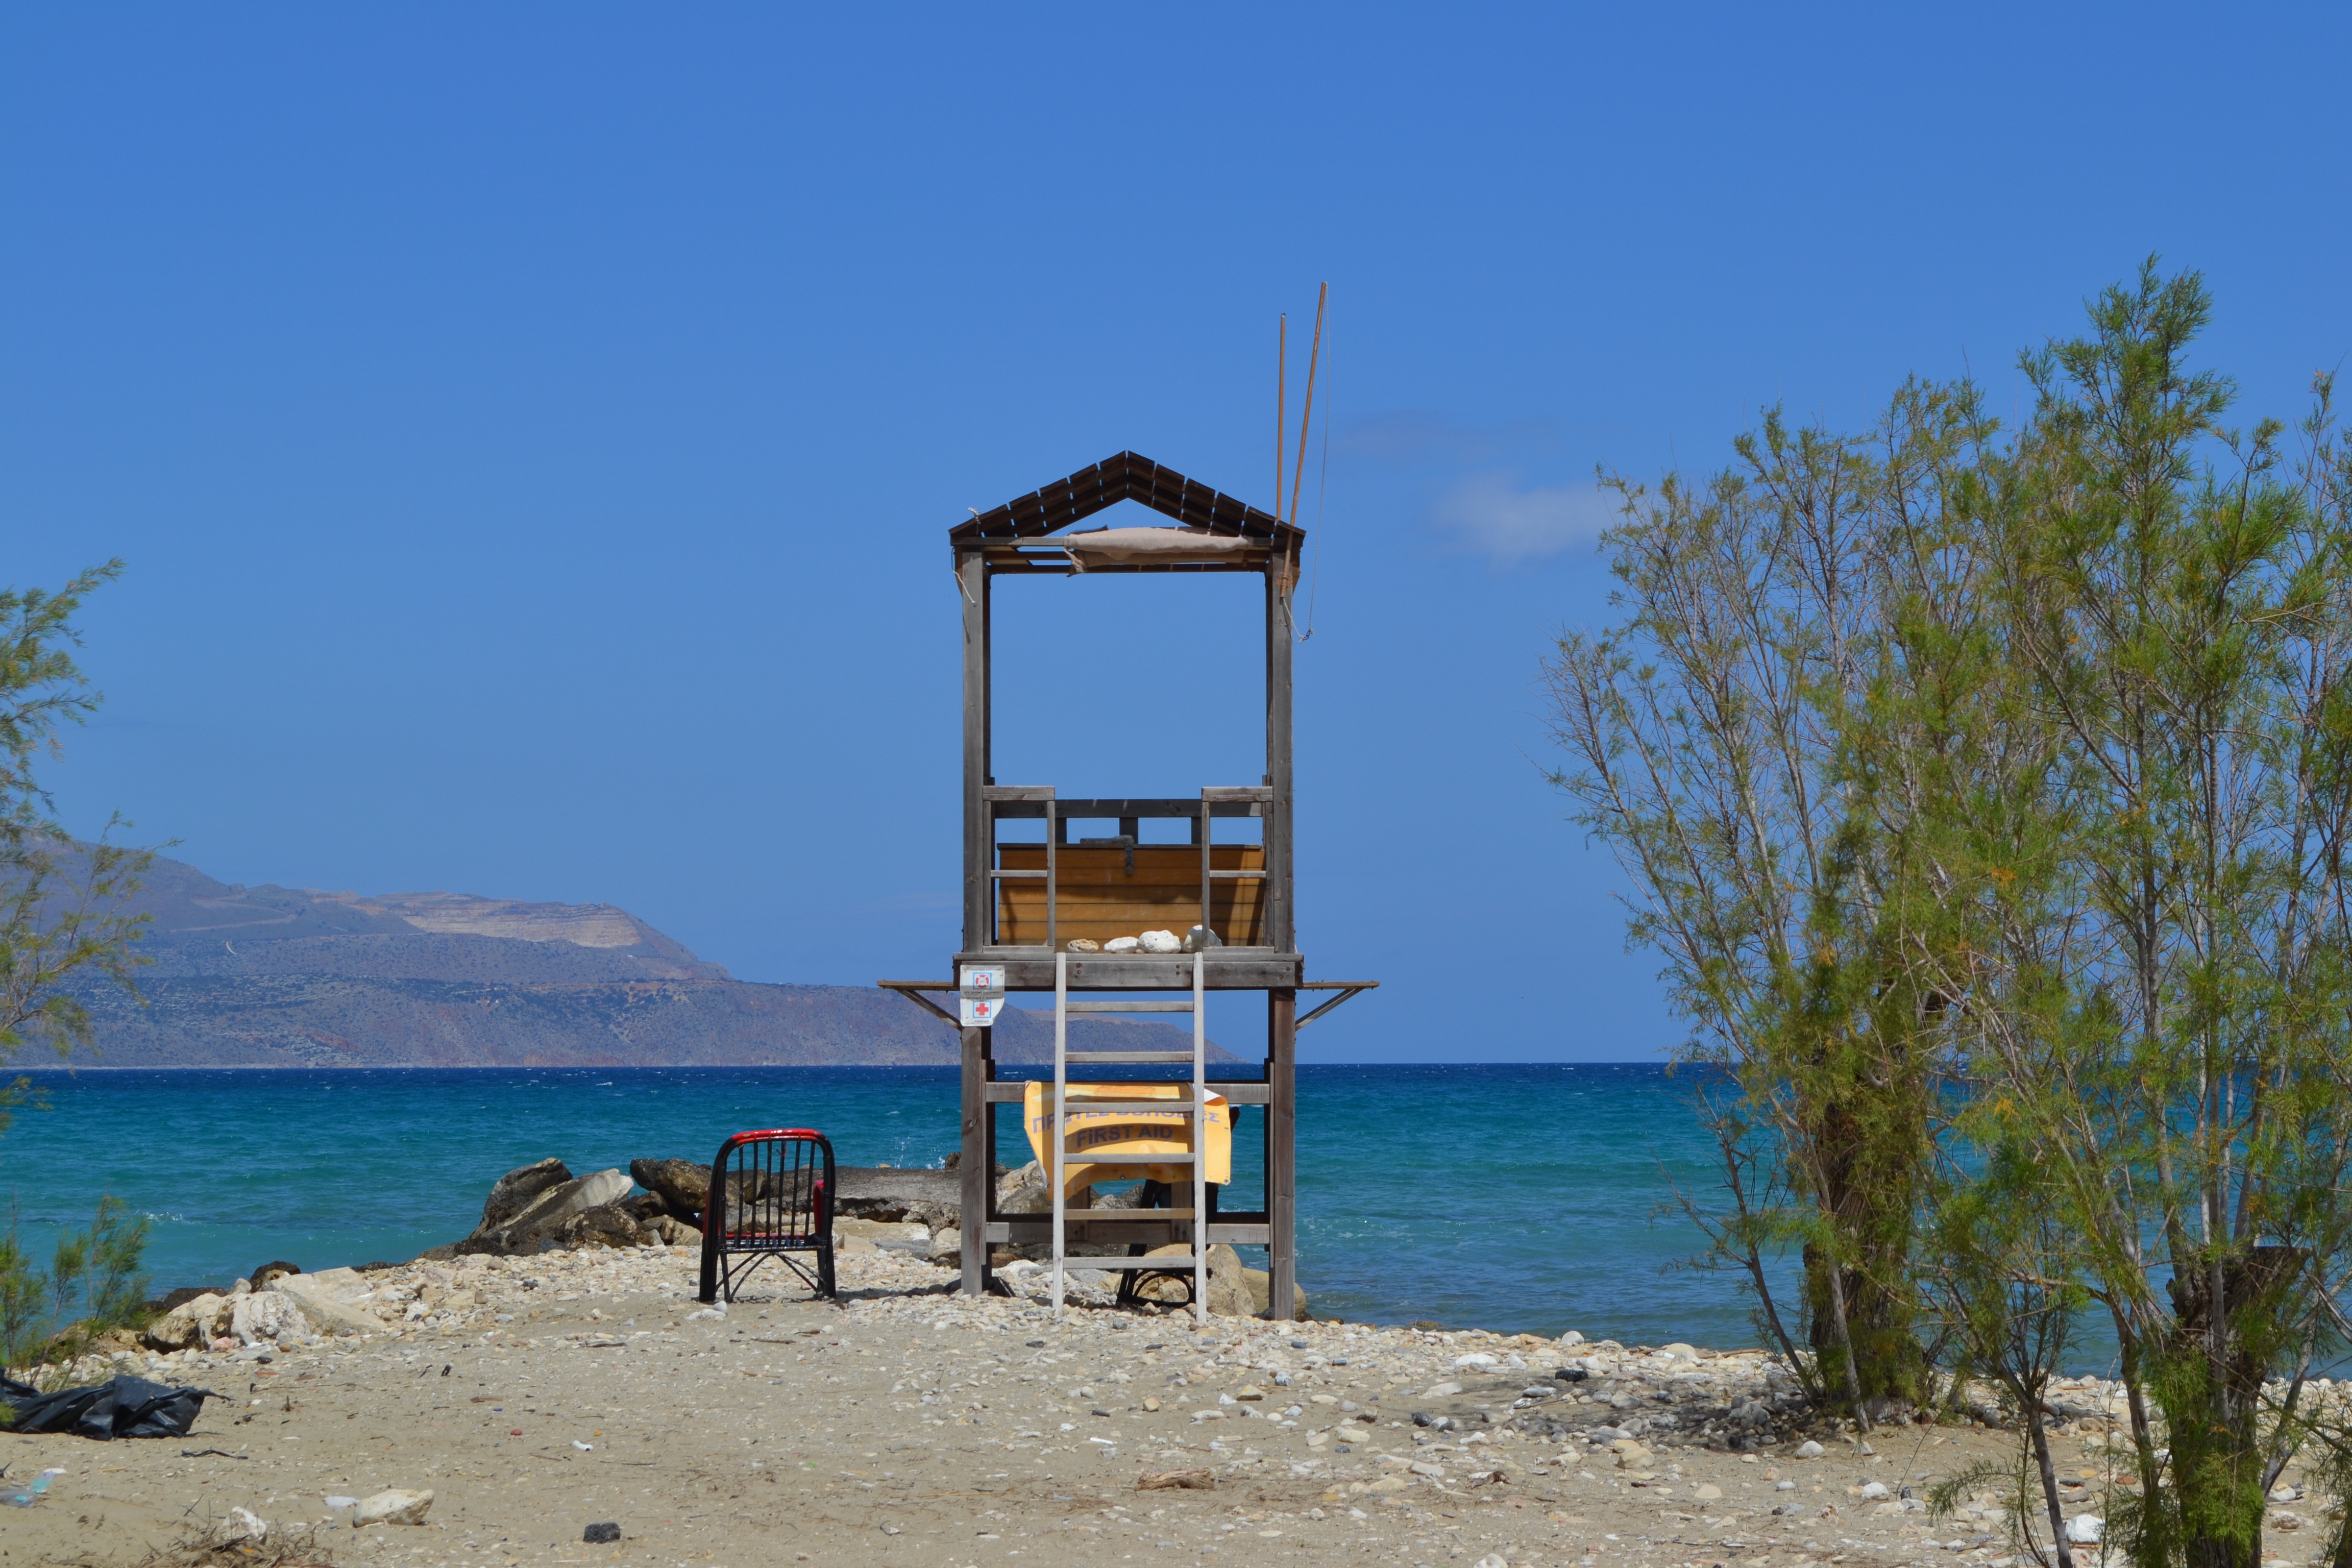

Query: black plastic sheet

[1,1374,215,1439]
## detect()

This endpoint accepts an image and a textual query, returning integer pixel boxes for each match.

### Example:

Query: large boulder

[549,1202,652,1251]
[836,1166,960,1229]
[1243,1265,1312,1321]
[231,1289,314,1348]
[142,1291,230,1352]
[997,1161,1052,1215]
[468,1168,633,1254]
[630,1158,710,1223]
[273,1267,391,1336]
[480,1159,573,1231]
[1128,1243,1307,1319]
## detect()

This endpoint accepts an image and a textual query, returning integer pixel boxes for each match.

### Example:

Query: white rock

[1422,1381,1463,1398]
[1860,1481,1890,1500]
[1559,1330,1585,1346]
[223,1506,268,1541]
[1453,1353,1501,1371]
[143,1292,229,1352]
[1138,929,1182,953]
[2065,1515,2103,1545]
[354,1488,434,1527]
[230,1290,313,1348]
[271,1272,382,1337]
[1104,937,1142,953]
[1476,1557,1509,1568]
[1182,925,1223,952]
[1796,1440,1826,1458]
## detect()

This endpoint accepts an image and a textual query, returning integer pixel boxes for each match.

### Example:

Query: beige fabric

[1061,526,1257,570]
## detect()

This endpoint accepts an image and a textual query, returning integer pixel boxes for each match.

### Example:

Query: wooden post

[960,1024,993,1296]
[1264,559,1294,952]
[959,546,992,1297]
[1268,987,1297,1321]
[961,550,991,950]
[1265,546,1298,1322]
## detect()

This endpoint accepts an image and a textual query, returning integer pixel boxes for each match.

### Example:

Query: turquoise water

[0,1064,1783,1347]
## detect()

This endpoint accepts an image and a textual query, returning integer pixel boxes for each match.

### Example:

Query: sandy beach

[4,1243,2199,1568]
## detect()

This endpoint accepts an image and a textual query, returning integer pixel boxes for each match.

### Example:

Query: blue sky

[4,6,2347,1062]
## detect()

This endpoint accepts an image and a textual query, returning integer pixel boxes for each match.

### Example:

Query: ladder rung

[1065,1000,1194,1013]
[990,868,1048,878]
[1061,1051,1195,1063]
[1063,1209,1203,1219]
[1051,1257,1208,1270]
[1208,869,1266,879]
[1051,1100,1207,1112]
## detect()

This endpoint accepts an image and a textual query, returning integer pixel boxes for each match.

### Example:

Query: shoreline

[5,1242,2179,1568]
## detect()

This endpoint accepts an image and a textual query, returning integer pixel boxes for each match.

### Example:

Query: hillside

[62,851,1231,1068]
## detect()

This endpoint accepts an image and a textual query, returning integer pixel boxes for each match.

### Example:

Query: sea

[0,1064,1791,1349]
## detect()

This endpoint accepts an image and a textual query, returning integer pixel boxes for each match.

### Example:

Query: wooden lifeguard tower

[883,451,1373,1320]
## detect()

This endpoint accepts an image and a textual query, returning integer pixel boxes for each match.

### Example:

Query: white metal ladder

[1051,949,1209,1325]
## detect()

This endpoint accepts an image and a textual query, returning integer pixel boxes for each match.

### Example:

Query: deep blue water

[0,1064,1787,1348]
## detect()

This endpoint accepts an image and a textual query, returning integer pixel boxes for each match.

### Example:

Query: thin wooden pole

[1288,283,1327,530]
[1268,988,1297,1321]
[1052,951,1068,1321]
[1275,314,1287,521]
[960,1025,990,1296]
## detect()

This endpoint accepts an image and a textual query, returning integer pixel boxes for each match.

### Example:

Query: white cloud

[1433,472,1615,564]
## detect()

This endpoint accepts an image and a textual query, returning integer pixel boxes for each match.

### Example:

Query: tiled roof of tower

[950,451,1303,545]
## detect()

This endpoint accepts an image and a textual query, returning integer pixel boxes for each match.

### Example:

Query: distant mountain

[60,851,1231,1068]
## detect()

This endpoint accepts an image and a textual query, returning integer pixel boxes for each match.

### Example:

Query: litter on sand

[1,1374,215,1439]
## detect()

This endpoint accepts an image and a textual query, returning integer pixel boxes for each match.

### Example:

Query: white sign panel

[958,966,1005,1027]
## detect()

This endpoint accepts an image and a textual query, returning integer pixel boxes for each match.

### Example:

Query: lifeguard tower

[883,451,1373,1320]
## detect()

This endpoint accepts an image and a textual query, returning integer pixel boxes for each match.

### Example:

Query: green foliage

[0,1193,155,1384]
[1550,260,2352,1568]
[0,560,156,1071]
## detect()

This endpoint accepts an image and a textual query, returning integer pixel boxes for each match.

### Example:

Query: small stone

[1796,1440,1826,1458]
[354,1488,434,1527]
[1453,1352,1500,1371]
[1138,929,1182,953]
[583,1523,622,1544]
[1182,925,1223,952]
[2065,1515,2104,1545]
[1104,937,1142,953]
[1422,1381,1462,1398]
[1137,1469,1214,1491]
[1860,1481,1890,1500]
[1234,1385,1264,1401]
[222,1507,268,1542]
[1694,1483,1723,1500]
[1065,938,1101,952]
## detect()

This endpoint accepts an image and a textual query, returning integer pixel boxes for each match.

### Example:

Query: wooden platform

[953,947,1301,990]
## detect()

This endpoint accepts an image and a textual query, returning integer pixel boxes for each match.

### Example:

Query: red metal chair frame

[696,1129,836,1304]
